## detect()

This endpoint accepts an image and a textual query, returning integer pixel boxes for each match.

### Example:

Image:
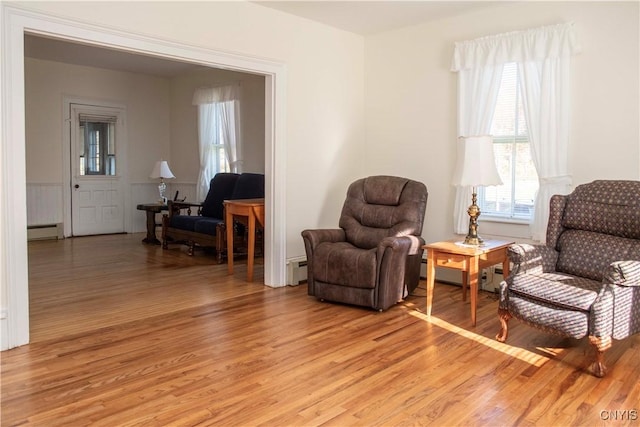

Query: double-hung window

[453,23,578,239]
[210,102,231,174]
[479,63,538,221]
[193,85,241,201]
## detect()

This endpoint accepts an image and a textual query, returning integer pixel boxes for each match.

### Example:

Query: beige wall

[25,57,267,233]
[19,0,367,259]
[25,57,172,185]
[169,67,266,185]
[364,1,640,243]
[18,1,640,256]
[4,1,639,349]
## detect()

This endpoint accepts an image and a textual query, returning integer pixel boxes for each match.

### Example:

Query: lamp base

[463,235,485,246]
[464,187,484,246]
[158,179,167,205]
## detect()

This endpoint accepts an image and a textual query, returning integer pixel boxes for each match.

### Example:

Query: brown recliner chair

[302,175,428,311]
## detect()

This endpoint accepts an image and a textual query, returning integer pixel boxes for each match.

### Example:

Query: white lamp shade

[451,135,503,187]
[149,160,175,179]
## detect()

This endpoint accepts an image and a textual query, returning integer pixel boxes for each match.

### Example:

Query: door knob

[74,184,80,189]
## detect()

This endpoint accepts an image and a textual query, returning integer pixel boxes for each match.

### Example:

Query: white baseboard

[287,257,307,286]
[27,223,63,240]
[0,310,8,351]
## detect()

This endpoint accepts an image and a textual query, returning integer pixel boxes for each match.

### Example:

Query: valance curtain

[193,84,242,202]
[451,22,580,242]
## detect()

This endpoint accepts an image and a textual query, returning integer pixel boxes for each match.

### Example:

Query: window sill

[480,216,531,225]
[478,216,533,241]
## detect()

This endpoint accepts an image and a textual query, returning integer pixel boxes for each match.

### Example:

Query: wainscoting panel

[26,183,64,226]
[27,183,199,235]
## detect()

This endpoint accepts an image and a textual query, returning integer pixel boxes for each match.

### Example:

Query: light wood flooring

[1,233,639,426]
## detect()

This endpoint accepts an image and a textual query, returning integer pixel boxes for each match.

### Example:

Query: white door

[70,104,126,236]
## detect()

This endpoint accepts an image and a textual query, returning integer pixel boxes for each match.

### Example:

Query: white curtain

[193,84,242,201]
[518,55,573,241]
[219,99,242,173]
[451,22,580,240]
[452,64,504,234]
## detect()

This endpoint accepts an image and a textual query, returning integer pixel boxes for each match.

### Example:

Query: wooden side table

[224,198,265,282]
[136,203,168,245]
[424,239,514,326]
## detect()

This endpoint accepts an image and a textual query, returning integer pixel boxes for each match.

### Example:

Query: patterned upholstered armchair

[301,175,428,311]
[497,180,640,377]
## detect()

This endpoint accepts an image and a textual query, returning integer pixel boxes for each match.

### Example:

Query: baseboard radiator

[27,223,63,241]
[287,257,308,286]
[287,254,503,291]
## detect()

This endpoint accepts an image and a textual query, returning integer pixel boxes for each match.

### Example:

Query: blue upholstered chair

[162,172,264,262]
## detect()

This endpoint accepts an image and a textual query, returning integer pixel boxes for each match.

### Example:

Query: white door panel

[70,103,126,236]
[72,179,124,235]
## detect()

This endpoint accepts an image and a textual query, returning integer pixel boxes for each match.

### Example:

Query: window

[479,63,538,221]
[193,84,241,201]
[210,102,231,174]
[79,116,116,176]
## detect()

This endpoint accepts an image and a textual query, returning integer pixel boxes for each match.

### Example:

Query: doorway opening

[1,6,287,350]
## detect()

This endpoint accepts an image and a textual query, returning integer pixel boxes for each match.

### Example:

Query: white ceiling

[253,1,499,35]
[24,1,497,77]
[24,35,203,78]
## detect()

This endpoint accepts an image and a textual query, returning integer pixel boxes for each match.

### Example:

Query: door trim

[1,5,288,350]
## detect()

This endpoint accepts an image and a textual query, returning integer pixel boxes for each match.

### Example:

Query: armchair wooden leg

[216,223,226,264]
[589,335,612,378]
[496,308,511,342]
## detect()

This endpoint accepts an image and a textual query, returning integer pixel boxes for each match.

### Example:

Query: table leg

[226,209,234,275]
[461,271,468,302]
[247,210,256,282]
[469,256,479,326]
[426,249,436,317]
[142,211,160,245]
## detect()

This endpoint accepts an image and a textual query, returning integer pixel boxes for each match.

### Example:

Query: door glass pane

[79,118,116,176]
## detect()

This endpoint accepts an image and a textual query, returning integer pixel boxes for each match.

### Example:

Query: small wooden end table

[224,198,265,282]
[136,203,168,245]
[424,239,514,326]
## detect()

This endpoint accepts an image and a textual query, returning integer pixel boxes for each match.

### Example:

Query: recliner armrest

[508,243,558,275]
[301,229,346,251]
[603,260,640,287]
[378,235,423,256]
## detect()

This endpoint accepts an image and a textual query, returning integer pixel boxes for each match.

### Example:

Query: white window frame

[479,135,536,222]
[479,63,538,223]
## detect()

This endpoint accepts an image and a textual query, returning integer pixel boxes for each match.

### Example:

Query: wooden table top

[423,239,514,256]
[223,198,265,206]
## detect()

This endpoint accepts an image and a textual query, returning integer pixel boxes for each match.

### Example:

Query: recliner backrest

[339,175,428,250]
[201,173,240,219]
[562,180,640,239]
[553,180,640,281]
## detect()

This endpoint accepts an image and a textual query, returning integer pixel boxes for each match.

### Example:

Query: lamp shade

[149,160,175,179]
[451,135,503,187]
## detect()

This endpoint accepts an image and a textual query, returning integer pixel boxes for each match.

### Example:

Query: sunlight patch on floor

[408,308,549,366]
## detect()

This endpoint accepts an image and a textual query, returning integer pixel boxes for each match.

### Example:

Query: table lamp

[451,135,503,246]
[149,160,175,204]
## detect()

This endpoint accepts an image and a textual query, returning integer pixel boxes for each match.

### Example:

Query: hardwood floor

[2,233,639,426]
